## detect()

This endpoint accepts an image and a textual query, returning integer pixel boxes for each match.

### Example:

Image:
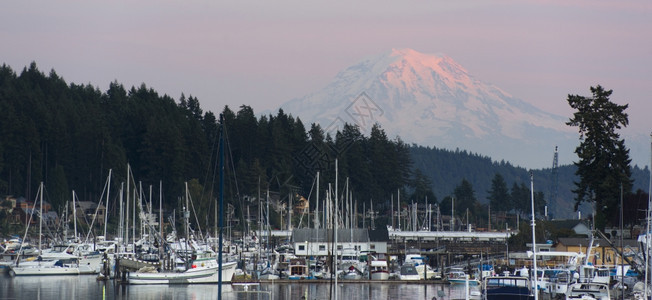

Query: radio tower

[549,146,559,220]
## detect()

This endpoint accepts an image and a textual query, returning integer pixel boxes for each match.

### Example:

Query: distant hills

[409,145,649,219]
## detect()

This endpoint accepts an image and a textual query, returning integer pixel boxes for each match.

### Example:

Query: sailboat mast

[149,184,153,244]
[315,171,320,229]
[72,190,77,242]
[118,183,123,247]
[218,114,225,298]
[334,158,339,300]
[398,189,401,231]
[258,176,261,257]
[345,178,349,229]
[530,172,539,300]
[391,194,394,230]
[185,182,190,254]
[126,165,130,251]
[452,197,454,231]
[132,182,136,253]
[104,169,112,238]
[266,189,270,253]
[645,132,651,298]
[64,202,68,241]
[159,180,164,265]
[39,182,43,255]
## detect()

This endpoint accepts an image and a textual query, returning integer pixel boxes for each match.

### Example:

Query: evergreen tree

[409,169,436,204]
[566,85,633,230]
[488,173,510,212]
[453,179,476,218]
[510,182,529,216]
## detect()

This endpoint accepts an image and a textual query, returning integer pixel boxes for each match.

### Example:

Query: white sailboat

[127,181,237,284]
[10,183,102,276]
[128,256,237,284]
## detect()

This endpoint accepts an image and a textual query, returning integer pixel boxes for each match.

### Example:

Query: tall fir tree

[488,173,510,212]
[566,85,632,230]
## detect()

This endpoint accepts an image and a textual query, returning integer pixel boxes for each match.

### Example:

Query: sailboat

[128,252,237,284]
[127,182,237,284]
[9,183,103,276]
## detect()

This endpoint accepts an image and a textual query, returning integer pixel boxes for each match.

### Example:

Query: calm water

[0,275,475,300]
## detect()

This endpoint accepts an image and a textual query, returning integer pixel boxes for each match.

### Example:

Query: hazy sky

[2,1,651,154]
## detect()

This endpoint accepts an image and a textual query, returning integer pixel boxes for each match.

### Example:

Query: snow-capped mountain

[280,48,579,168]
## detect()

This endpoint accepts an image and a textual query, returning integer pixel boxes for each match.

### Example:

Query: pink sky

[2,0,651,164]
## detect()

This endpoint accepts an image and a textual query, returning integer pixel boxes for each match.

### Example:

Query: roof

[41,211,58,221]
[75,201,105,210]
[547,220,588,230]
[292,228,381,243]
[368,227,389,242]
[557,237,639,248]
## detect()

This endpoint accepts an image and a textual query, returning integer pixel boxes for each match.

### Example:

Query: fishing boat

[369,255,390,280]
[286,258,312,280]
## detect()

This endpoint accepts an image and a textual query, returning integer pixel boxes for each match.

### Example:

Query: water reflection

[0,275,478,300]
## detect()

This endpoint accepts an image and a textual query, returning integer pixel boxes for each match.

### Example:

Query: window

[319,245,326,251]
[337,245,342,251]
[370,244,376,250]
[298,245,305,251]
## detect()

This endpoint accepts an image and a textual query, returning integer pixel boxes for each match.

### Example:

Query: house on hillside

[293,195,309,214]
[71,201,106,226]
[11,197,55,226]
[1,195,17,213]
[12,207,58,227]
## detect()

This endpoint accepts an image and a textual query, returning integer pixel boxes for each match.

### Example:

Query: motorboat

[447,267,479,285]
[399,263,421,280]
[369,259,390,280]
[565,282,610,300]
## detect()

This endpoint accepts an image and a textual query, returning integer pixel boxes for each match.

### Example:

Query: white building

[291,228,389,256]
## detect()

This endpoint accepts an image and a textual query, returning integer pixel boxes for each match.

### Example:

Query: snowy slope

[280,48,578,168]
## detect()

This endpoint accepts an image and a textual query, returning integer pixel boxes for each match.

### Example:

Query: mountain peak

[280,49,575,168]
[379,49,473,95]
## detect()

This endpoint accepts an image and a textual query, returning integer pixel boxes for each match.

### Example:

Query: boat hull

[10,266,81,276]
[449,278,480,285]
[371,271,390,280]
[128,261,237,284]
[259,273,280,280]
